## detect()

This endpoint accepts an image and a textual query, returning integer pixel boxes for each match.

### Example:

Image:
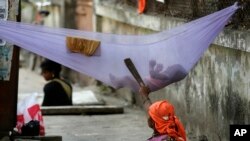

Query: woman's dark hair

[40,59,61,78]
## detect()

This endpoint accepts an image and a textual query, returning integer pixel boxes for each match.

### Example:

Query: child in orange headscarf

[139,85,186,141]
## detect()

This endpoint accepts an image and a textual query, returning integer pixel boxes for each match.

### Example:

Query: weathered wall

[157,45,250,140]
[94,0,250,140]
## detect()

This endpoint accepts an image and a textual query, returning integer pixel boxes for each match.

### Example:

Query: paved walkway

[18,68,152,141]
[44,108,151,141]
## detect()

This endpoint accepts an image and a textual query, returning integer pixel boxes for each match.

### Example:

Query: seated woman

[40,59,72,106]
[139,85,186,141]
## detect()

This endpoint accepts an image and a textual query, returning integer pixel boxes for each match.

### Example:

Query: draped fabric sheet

[0,4,238,92]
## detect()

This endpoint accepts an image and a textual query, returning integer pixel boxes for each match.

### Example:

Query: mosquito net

[0,3,238,92]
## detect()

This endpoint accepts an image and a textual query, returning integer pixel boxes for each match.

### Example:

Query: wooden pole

[0,0,21,138]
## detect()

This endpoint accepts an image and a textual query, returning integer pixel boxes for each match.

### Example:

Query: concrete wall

[94,0,250,140]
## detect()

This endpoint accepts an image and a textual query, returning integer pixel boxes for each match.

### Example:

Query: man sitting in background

[40,59,72,106]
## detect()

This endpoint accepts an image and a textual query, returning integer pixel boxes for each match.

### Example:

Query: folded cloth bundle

[66,36,100,56]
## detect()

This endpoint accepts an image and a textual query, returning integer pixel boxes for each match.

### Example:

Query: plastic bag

[16,93,45,136]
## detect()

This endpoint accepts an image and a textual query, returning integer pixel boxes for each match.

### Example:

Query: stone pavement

[18,68,152,141]
[44,108,151,141]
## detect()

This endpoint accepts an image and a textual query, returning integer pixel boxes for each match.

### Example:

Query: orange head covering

[148,100,186,141]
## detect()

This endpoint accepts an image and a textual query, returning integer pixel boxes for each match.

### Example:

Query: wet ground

[18,68,152,141]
